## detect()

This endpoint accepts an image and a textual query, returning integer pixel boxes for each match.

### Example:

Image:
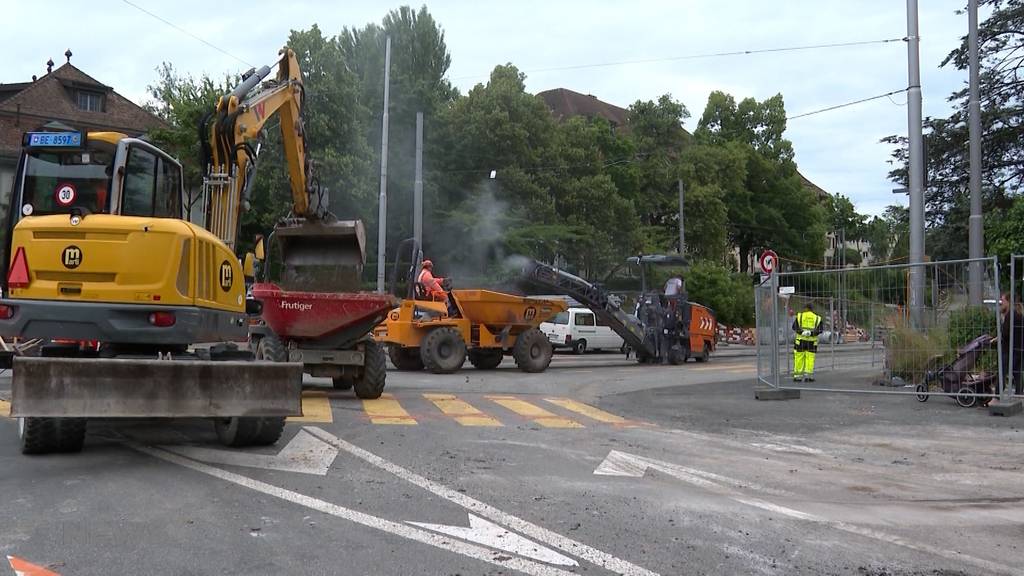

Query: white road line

[129,442,578,576]
[409,514,578,566]
[596,450,1021,576]
[160,429,338,475]
[305,427,659,576]
[748,442,824,456]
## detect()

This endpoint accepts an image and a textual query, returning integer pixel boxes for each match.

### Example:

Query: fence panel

[755,258,1004,405]
[1010,256,1024,400]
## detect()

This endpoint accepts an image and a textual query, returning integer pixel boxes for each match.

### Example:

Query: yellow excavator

[0,48,363,454]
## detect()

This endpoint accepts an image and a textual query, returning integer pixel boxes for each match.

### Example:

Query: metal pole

[375,36,392,293]
[770,272,780,388]
[995,258,1006,401]
[1011,257,1017,398]
[678,179,685,254]
[414,111,424,250]
[906,0,927,329]
[968,0,984,306]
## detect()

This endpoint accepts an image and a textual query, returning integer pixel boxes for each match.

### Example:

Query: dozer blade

[276,218,366,292]
[11,357,302,418]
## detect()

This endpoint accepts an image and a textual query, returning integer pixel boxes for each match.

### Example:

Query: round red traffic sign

[759,250,778,274]
[55,182,76,206]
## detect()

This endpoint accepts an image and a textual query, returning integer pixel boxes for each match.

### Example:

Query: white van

[541,307,625,354]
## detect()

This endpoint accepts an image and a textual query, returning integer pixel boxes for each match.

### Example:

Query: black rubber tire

[19,416,57,455]
[250,417,286,446]
[214,417,262,447]
[956,386,978,408]
[668,345,686,366]
[468,349,504,370]
[513,328,553,373]
[572,340,587,355]
[255,332,287,362]
[332,376,354,390]
[695,343,710,363]
[354,339,387,399]
[56,418,87,453]
[388,345,425,371]
[420,327,467,374]
[915,383,929,402]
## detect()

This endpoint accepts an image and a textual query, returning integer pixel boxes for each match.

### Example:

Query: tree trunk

[739,245,750,274]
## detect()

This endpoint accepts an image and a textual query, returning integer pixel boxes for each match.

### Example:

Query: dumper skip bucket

[274,218,366,293]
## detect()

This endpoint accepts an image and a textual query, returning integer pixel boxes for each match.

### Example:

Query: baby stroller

[917,334,998,408]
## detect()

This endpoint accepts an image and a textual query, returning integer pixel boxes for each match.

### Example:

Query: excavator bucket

[275,218,366,293]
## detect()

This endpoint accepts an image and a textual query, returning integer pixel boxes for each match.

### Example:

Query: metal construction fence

[755,257,1017,407]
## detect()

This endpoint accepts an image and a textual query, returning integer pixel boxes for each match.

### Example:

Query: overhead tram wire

[786,88,909,121]
[120,0,253,67]
[452,37,906,80]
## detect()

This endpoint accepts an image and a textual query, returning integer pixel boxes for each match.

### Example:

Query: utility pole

[906,0,926,329]
[376,36,392,293]
[968,0,984,305]
[677,179,685,255]
[414,111,424,251]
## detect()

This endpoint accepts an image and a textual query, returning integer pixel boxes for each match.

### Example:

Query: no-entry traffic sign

[759,250,778,275]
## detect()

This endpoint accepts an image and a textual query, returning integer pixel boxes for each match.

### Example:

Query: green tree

[883,0,1024,261]
[145,64,234,214]
[340,6,458,262]
[686,262,755,326]
[695,91,826,272]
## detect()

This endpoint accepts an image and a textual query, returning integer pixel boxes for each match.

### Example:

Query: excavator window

[121,145,182,219]
[20,140,115,215]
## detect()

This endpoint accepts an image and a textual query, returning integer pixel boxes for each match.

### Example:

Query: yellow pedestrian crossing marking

[362,393,417,425]
[288,391,333,423]
[485,395,584,428]
[424,393,502,427]
[0,399,9,418]
[543,398,634,426]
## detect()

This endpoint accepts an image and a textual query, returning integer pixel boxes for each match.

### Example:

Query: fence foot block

[989,401,1023,417]
[755,387,801,401]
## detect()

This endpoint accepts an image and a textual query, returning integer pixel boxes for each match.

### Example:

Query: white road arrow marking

[595,450,1021,576]
[132,442,579,576]
[304,427,657,576]
[160,429,337,475]
[408,514,578,567]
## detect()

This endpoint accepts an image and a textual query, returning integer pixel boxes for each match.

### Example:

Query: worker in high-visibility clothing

[792,303,823,381]
[417,259,448,303]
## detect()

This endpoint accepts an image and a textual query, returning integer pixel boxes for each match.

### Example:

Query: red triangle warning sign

[7,247,29,289]
[6,555,61,576]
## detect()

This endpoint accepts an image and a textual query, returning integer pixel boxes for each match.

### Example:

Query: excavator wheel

[19,417,86,455]
[214,332,288,447]
[389,345,425,371]
[214,416,286,447]
[468,349,504,370]
[421,327,467,374]
[513,328,553,373]
[353,339,387,399]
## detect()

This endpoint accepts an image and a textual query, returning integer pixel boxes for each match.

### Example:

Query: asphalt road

[1,350,1023,576]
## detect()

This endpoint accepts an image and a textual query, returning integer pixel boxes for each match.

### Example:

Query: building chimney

[46,58,54,74]
[64,49,72,64]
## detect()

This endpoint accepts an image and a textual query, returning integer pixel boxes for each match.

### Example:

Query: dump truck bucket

[11,357,302,418]
[275,218,366,293]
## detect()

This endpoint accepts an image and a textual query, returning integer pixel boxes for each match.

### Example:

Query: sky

[2,1,978,217]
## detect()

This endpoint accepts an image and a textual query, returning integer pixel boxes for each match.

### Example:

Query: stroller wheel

[956,386,978,408]
[915,384,929,402]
